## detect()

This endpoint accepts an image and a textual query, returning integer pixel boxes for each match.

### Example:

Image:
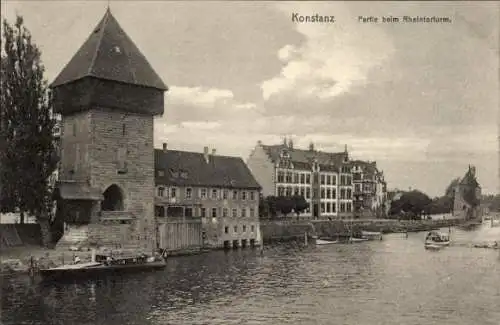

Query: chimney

[162,142,167,152]
[203,146,209,163]
[211,148,216,156]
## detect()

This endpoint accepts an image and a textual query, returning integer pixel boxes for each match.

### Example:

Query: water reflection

[2,227,500,325]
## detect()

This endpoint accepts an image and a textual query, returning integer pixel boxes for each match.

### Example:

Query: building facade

[51,8,167,250]
[155,144,262,249]
[247,139,355,219]
[453,165,482,220]
[351,160,387,218]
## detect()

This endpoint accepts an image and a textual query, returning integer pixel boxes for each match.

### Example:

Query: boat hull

[316,239,338,245]
[39,260,167,282]
[424,241,450,249]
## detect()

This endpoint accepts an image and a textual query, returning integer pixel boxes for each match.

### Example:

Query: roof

[459,166,480,188]
[155,149,261,189]
[51,8,167,90]
[53,181,103,201]
[351,160,379,178]
[261,144,347,171]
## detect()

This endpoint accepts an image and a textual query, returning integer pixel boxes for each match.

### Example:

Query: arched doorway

[101,184,124,211]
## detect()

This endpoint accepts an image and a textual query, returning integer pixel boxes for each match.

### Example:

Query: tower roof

[50,8,167,90]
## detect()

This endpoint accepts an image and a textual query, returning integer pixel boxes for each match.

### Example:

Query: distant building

[351,160,387,218]
[247,139,355,219]
[154,144,262,249]
[453,165,482,220]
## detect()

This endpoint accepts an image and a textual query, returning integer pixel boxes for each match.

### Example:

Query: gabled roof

[261,144,347,171]
[155,149,261,189]
[51,8,167,90]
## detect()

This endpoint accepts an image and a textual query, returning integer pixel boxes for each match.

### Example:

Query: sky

[1,1,499,197]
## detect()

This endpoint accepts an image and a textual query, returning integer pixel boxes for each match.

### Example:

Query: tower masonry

[51,8,167,250]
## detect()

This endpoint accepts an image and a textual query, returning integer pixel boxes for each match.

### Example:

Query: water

[2,226,500,325]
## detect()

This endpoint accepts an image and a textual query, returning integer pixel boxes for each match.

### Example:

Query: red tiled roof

[51,8,167,90]
[154,149,261,189]
[262,144,347,171]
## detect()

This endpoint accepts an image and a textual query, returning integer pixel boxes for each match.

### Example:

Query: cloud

[261,2,395,101]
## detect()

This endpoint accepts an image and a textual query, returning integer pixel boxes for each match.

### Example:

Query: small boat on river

[361,231,383,241]
[39,250,167,281]
[316,239,338,245]
[424,231,450,249]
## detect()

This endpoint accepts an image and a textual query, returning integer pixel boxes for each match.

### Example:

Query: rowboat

[316,239,338,245]
[39,251,167,281]
[424,231,450,249]
[361,231,383,241]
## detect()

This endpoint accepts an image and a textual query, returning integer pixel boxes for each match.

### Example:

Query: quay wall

[260,218,464,242]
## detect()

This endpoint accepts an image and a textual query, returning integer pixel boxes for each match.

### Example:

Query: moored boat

[316,239,338,245]
[39,250,167,281]
[361,230,383,241]
[424,230,450,249]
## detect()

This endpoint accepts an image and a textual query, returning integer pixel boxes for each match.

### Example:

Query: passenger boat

[39,250,167,281]
[361,230,383,241]
[424,231,450,249]
[316,239,338,245]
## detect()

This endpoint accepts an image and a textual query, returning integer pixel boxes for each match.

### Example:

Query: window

[332,175,337,185]
[185,207,193,218]
[306,174,311,184]
[327,175,331,185]
[200,188,207,199]
[346,175,352,185]
[327,202,331,213]
[285,172,292,183]
[355,184,361,193]
[250,208,255,218]
[201,208,206,218]
[211,189,218,199]
[241,191,247,200]
[232,208,237,218]
[250,191,255,200]
[171,188,177,198]
[321,189,325,199]
[223,208,228,218]
[300,174,305,184]
[72,123,76,136]
[277,171,285,183]
[277,186,284,196]
[185,188,192,199]
[340,203,346,212]
[313,189,318,198]
[243,225,247,232]
[332,203,336,213]
[251,225,255,232]
[332,189,336,198]
[223,189,228,200]
[157,187,164,197]
[347,202,352,212]
[225,227,229,234]
[321,174,325,185]
[293,173,299,184]
[286,187,292,197]
[347,189,352,199]
[158,170,165,177]
[122,123,126,136]
[241,208,247,218]
[327,188,331,199]
[211,208,217,218]
[232,190,238,200]
[294,187,299,196]
[306,188,311,199]
[300,188,305,197]
[321,203,325,213]
[234,226,238,233]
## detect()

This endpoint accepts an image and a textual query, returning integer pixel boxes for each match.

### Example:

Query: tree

[291,195,308,217]
[389,190,432,219]
[0,15,57,246]
[275,196,294,217]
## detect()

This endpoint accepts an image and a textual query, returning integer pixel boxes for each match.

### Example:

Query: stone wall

[259,220,315,243]
[89,109,156,250]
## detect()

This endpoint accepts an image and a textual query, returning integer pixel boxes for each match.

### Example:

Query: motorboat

[361,230,383,241]
[424,231,450,249]
[39,250,167,281]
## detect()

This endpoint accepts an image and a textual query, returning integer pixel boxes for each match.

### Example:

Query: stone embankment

[260,218,463,242]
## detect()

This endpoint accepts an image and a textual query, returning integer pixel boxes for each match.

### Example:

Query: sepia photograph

[0,1,499,324]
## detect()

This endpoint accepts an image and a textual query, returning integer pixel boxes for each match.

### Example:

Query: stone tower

[51,9,167,250]
[453,165,481,220]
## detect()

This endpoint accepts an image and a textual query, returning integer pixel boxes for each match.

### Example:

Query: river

[2,225,499,325]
